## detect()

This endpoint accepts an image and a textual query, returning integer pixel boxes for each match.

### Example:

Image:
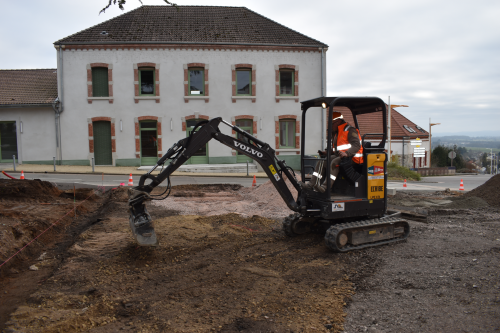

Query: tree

[481,153,488,167]
[431,145,465,169]
[100,0,177,14]
[457,146,467,155]
[431,145,448,167]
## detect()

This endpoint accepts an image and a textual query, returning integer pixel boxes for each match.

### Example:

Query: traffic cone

[459,179,465,191]
[20,171,25,180]
[128,174,134,186]
[403,179,407,188]
[252,175,257,187]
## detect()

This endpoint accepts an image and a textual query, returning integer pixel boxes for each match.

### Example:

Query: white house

[49,5,328,169]
[0,69,58,165]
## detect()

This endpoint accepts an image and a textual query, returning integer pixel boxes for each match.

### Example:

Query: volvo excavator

[128,96,410,252]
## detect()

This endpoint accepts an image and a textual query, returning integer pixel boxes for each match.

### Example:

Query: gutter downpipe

[321,47,325,150]
[53,45,64,163]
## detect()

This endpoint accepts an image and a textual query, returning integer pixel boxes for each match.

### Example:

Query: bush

[387,162,421,181]
[457,168,476,173]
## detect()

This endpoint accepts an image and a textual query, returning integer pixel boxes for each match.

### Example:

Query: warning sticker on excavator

[332,202,345,212]
[268,165,280,181]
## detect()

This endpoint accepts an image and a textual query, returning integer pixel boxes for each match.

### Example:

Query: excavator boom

[128,117,301,246]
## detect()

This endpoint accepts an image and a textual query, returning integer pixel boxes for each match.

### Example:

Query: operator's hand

[338,151,348,158]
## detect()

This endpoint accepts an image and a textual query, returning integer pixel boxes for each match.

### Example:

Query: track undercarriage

[283,213,410,252]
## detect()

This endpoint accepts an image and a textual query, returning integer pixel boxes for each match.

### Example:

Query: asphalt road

[389,174,492,192]
[0,172,269,190]
[1,172,493,192]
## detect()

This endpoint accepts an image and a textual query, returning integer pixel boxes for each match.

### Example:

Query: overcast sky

[2,0,499,135]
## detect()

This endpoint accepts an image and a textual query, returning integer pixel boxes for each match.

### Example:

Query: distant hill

[434,131,499,138]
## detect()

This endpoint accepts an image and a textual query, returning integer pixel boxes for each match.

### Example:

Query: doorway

[0,122,18,162]
[140,121,158,165]
[93,121,112,165]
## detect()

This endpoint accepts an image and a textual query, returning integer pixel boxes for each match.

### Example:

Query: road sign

[448,151,456,159]
[410,140,422,145]
[414,147,425,151]
[414,154,425,157]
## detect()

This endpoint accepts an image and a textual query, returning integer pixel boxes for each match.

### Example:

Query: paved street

[0,172,269,190]
[1,170,492,192]
[389,174,492,192]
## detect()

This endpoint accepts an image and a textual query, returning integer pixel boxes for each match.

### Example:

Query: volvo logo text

[234,141,263,158]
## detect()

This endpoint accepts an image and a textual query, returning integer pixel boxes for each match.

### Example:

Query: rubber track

[324,217,410,253]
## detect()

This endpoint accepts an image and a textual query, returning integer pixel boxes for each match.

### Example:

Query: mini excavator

[128,96,410,252]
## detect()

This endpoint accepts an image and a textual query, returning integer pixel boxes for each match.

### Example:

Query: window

[139,68,155,95]
[189,68,204,95]
[92,67,109,97]
[415,125,426,133]
[279,70,294,96]
[279,120,296,148]
[403,125,416,133]
[236,69,251,95]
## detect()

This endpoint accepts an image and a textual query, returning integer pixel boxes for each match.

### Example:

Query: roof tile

[55,6,327,47]
[0,69,58,106]
[334,105,428,140]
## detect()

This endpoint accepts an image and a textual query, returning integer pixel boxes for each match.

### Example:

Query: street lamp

[490,148,493,175]
[387,96,408,162]
[429,118,441,167]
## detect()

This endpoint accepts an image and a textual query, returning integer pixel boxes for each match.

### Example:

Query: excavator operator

[299,111,364,193]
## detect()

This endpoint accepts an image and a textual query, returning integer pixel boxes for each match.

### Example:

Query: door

[93,121,112,165]
[0,122,18,162]
[140,121,158,165]
[186,119,208,164]
[235,119,253,163]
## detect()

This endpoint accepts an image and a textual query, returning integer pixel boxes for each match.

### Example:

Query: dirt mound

[0,179,61,200]
[464,174,500,207]
[444,195,490,209]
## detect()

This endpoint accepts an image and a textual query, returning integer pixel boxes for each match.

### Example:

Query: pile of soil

[464,174,500,207]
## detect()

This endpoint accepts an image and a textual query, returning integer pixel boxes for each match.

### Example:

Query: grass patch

[387,162,421,181]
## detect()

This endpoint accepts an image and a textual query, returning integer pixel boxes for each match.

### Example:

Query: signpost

[412,138,425,158]
[448,151,456,167]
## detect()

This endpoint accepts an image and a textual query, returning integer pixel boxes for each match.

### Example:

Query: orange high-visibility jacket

[335,123,364,164]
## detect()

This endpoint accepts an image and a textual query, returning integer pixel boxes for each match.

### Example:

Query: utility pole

[490,149,493,175]
[429,118,441,167]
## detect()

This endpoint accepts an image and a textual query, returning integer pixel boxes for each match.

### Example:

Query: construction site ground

[1,175,499,332]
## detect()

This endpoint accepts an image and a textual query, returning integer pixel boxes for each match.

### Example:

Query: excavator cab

[283,97,410,251]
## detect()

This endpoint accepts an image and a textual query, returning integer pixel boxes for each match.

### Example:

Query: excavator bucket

[128,189,158,246]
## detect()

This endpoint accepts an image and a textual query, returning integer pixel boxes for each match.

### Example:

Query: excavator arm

[128,117,301,246]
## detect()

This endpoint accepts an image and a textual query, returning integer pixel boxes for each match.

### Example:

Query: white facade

[388,138,430,168]
[56,45,327,168]
[0,107,56,164]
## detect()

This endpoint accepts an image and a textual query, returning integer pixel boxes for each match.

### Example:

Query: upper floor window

[92,67,109,97]
[279,119,296,148]
[236,69,252,95]
[139,67,155,95]
[189,68,205,95]
[279,69,294,96]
